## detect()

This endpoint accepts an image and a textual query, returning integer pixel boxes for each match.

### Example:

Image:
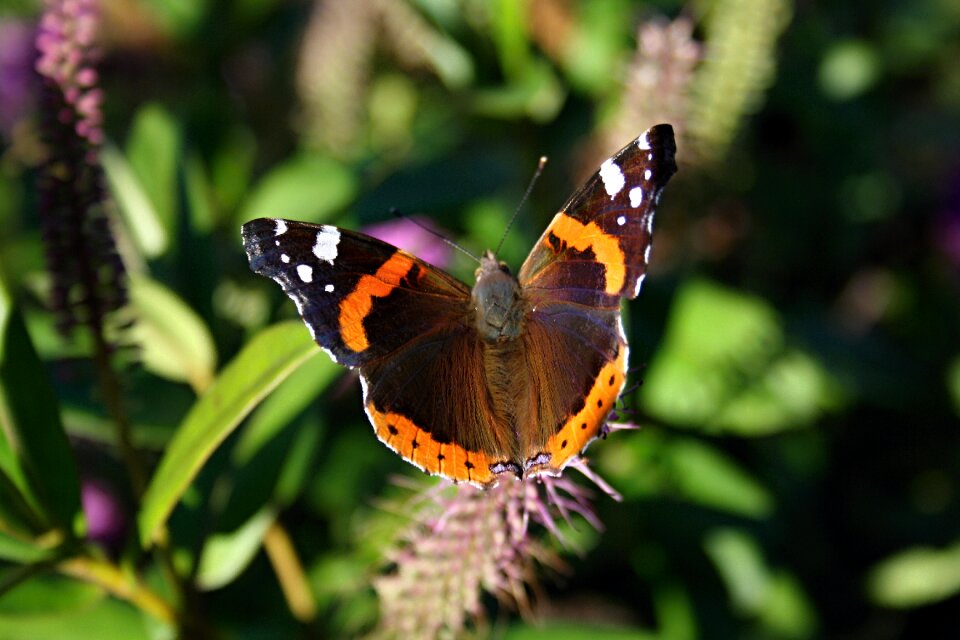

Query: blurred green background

[1,0,959,638]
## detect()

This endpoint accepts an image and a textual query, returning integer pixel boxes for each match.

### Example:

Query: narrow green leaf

[195,507,276,590]
[236,154,357,226]
[128,275,217,394]
[668,439,773,517]
[0,275,81,533]
[867,539,960,608]
[125,104,179,234]
[138,322,318,546]
[0,531,53,564]
[101,145,168,257]
[947,355,960,417]
[704,528,771,613]
[0,578,152,640]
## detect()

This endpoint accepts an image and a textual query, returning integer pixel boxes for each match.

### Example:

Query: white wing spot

[275,219,288,235]
[644,168,652,181]
[617,215,627,226]
[324,283,334,293]
[281,254,290,263]
[646,213,654,234]
[629,186,644,208]
[313,226,340,264]
[637,133,651,150]
[296,264,314,283]
[599,159,625,198]
[647,152,653,161]
[644,244,652,264]
[633,273,646,297]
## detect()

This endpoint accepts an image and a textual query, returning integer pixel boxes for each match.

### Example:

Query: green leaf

[128,275,217,394]
[705,528,816,638]
[867,539,960,608]
[641,279,844,435]
[101,145,168,258]
[947,355,960,417]
[0,531,54,564]
[196,506,276,590]
[125,104,180,236]
[667,439,773,518]
[704,528,771,613]
[138,322,319,546]
[0,577,152,640]
[0,274,81,533]
[236,155,357,226]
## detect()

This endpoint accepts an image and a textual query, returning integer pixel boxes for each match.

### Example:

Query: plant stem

[59,555,176,625]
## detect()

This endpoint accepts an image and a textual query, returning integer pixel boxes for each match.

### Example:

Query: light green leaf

[0,274,81,533]
[642,279,844,435]
[236,155,357,226]
[0,577,152,640]
[138,322,319,546]
[126,104,179,235]
[704,528,816,638]
[704,528,770,613]
[0,531,53,564]
[669,440,772,518]
[196,507,276,590]
[128,275,217,394]
[867,540,960,608]
[102,145,168,258]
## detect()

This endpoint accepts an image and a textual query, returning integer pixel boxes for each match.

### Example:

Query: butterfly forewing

[242,218,471,368]
[518,124,677,306]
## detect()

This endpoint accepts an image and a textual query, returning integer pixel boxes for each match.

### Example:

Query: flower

[374,464,619,637]
[35,0,126,336]
[363,216,454,269]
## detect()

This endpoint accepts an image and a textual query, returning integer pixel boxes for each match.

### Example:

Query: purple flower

[35,0,126,336]
[0,20,36,138]
[374,464,619,636]
[937,169,960,271]
[363,216,454,269]
[81,479,127,552]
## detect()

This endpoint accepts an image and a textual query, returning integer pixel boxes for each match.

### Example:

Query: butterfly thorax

[472,251,525,342]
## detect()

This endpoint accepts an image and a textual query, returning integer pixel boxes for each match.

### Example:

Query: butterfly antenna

[495,155,548,256]
[389,208,481,264]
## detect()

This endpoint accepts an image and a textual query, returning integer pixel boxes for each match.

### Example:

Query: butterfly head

[472,250,524,341]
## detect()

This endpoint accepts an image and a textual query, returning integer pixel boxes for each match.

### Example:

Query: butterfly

[242,124,677,487]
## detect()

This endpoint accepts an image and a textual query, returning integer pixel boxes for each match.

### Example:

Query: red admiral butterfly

[242,124,677,487]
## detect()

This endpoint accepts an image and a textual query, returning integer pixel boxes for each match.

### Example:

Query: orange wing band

[544,213,626,295]
[540,343,627,471]
[339,252,415,352]
[366,402,500,486]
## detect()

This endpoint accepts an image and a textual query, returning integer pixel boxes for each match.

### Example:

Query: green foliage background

[1,0,959,637]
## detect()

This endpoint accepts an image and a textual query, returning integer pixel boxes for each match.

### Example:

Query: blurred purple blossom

[374,466,617,636]
[363,216,453,269]
[936,170,960,271]
[0,20,36,138]
[81,479,127,552]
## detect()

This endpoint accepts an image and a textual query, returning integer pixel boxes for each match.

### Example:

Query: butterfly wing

[242,218,472,368]
[242,218,510,485]
[517,124,677,474]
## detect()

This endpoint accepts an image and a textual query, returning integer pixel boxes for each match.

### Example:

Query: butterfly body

[242,124,677,487]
